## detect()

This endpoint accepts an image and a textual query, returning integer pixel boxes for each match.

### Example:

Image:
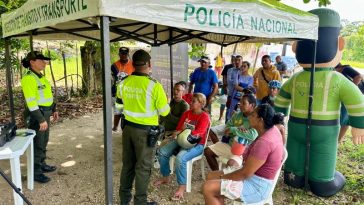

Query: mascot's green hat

[296,8,341,64]
[310,8,341,28]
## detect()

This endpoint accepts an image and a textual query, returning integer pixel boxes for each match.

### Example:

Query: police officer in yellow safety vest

[117,49,170,205]
[21,51,59,184]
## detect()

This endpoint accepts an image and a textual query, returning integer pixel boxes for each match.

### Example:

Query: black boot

[34,173,51,183]
[41,163,57,173]
[284,171,305,188]
[309,171,346,197]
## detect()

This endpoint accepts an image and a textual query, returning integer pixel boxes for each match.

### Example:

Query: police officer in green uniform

[117,50,170,205]
[21,51,59,183]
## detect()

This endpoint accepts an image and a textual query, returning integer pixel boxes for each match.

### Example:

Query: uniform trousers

[119,124,155,205]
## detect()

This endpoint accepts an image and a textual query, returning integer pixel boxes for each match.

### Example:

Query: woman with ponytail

[203,104,284,204]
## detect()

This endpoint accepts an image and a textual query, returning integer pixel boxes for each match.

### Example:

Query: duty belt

[39,106,53,111]
[125,120,152,130]
[289,116,339,126]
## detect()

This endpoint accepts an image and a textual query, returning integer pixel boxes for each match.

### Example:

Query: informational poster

[151,43,189,99]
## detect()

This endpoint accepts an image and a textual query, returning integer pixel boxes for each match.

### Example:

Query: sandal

[171,194,184,201]
[171,189,184,201]
[152,179,169,187]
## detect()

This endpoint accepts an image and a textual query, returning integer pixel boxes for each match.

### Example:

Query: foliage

[342,25,364,62]
[0,0,28,71]
[341,60,364,69]
[188,43,206,59]
[277,0,331,6]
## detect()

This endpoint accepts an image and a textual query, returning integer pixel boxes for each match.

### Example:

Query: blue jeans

[158,140,204,185]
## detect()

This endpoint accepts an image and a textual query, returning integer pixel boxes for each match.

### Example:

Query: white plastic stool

[0,129,35,205]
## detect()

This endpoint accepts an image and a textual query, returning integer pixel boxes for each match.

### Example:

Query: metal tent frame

[2,3,319,204]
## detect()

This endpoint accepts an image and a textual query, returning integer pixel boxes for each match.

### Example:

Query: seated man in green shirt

[160,82,189,140]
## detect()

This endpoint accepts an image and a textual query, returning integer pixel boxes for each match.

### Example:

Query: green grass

[43,56,83,87]
[341,60,364,69]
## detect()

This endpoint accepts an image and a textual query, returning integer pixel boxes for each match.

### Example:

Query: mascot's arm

[340,77,364,144]
[351,128,364,144]
[274,78,292,115]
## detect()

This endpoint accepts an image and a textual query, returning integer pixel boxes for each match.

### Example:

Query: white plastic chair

[169,124,211,192]
[232,146,288,205]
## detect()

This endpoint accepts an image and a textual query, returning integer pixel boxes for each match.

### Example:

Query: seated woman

[203,104,284,204]
[204,94,257,171]
[153,93,210,201]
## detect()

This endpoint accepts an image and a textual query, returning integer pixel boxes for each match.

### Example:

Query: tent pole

[29,32,33,52]
[304,40,317,191]
[169,29,174,97]
[5,38,15,123]
[100,16,113,205]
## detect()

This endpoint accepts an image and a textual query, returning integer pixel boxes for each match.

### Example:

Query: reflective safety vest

[113,60,134,77]
[275,68,364,127]
[21,70,54,111]
[117,73,170,125]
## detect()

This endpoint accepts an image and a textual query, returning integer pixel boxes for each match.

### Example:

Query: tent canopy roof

[1,0,319,45]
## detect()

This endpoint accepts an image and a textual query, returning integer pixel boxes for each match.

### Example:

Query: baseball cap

[132,49,151,66]
[119,47,130,54]
[242,86,256,94]
[25,51,51,61]
[198,56,210,63]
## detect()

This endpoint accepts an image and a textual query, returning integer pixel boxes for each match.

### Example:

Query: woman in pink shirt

[203,103,284,204]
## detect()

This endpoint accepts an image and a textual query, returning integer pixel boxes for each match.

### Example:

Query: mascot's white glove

[351,128,364,144]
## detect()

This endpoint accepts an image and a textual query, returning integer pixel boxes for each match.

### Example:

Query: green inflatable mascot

[275,8,364,197]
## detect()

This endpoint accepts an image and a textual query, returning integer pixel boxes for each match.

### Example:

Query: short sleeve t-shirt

[222,64,234,76]
[190,67,218,97]
[243,126,283,180]
[176,110,210,145]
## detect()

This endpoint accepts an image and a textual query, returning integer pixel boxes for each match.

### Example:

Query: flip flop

[171,195,184,201]
[152,179,168,187]
[171,193,184,201]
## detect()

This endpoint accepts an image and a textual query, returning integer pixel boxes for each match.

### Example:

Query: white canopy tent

[2,0,318,43]
[2,0,319,204]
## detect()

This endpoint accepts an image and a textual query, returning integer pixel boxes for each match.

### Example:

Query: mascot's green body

[275,8,364,197]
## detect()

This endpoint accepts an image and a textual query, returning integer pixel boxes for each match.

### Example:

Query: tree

[342,24,364,62]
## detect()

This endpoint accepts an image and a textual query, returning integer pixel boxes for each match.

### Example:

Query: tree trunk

[80,42,94,95]
[80,41,102,95]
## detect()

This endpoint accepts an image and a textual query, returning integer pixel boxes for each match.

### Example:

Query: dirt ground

[0,109,361,205]
[0,111,208,205]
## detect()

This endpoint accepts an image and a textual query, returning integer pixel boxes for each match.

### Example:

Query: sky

[281,0,363,22]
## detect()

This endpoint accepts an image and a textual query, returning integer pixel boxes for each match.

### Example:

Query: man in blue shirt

[189,56,218,113]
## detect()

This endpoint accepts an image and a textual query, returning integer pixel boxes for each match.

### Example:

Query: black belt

[290,116,338,126]
[125,120,151,130]
[39,106,53,111]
